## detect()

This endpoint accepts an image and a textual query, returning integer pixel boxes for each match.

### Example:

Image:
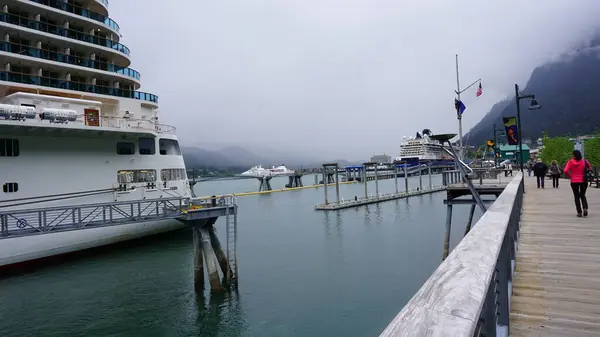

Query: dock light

[528,97,541,110]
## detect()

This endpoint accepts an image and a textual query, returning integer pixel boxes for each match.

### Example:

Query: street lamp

[515,84,542,173]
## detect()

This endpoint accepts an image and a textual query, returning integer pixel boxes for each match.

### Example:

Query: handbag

[584,160,594,183]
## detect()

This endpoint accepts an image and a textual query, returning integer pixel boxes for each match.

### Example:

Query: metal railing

[0,12,129,55]
[0,113,176,134]
[26,0,120,32]
[100,116,176,134]
[0,41,140,80]
[379,173,524,337]
[0,195,238,238]
[442,168,503,186]
[0,71,157,103]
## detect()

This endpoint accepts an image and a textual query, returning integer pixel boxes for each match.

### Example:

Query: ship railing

[99,116,177,134]
[1,114,177,135]
[0,195,236,238]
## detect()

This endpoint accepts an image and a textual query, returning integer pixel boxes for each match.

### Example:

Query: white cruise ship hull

[0,219,186,268]
[0,1,201,269]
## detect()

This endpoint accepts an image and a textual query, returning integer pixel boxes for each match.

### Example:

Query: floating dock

[314,186,447,210]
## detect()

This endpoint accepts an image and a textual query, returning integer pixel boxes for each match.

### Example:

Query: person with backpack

[563,149,592,217]
[533,158,548,189]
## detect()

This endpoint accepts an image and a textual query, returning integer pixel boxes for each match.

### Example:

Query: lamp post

[514,84,541,173]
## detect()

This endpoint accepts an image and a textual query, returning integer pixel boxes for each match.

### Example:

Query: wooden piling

[208,224,231,285]
[199,227,224,292]
[193,226,205,290]
[442,204,453,260]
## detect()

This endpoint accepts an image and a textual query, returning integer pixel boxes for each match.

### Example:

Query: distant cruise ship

[240,165,294,177]
[396,129,454,163]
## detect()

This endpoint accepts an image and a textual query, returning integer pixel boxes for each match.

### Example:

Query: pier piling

[257,176,273,192]
[404,164,409,193]
[418,161,423,190]
[428,163,432,190]
[335,167,340,203]
[199,227,224,292]
[374,165,379,198]
[193,227,205,290]
[322,165,328,205]
[322,163,340,205]
[208,224,231,284]
[394,164,399,194]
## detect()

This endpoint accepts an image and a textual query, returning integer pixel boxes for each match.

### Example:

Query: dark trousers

[536,175,544,188]
[570,182,589,214]
[552,174,560,188]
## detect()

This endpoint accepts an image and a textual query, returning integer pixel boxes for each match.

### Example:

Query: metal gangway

[0,196,237,239]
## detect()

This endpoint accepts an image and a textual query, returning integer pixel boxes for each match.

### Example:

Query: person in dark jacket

[533,158,548,188]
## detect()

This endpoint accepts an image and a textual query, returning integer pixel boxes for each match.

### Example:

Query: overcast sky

[111,0,600,160]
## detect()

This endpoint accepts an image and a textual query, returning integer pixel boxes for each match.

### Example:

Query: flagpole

[455,54,463,160]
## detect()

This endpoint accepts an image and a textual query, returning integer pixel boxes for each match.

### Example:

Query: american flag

[476,82,483,97]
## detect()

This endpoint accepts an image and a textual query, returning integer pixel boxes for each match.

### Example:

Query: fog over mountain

[465,33,600,146]
[111,0,600,162]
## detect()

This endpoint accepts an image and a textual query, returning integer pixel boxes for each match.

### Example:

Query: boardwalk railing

[380,173,524,337]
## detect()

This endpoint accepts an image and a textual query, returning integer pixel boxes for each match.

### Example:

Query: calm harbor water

[0,175,482,337]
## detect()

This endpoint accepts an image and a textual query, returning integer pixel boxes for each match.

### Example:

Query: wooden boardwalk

[510,176,600,336]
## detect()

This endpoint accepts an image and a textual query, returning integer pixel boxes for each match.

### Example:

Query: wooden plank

[510,177,600,337]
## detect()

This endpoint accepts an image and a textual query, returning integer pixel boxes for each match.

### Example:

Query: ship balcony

[0,12,129,58]
[19,0,119,34]
[94,0,108,10]
[0,41,140,83]
[0,71,157,103]
[0,113,176,136]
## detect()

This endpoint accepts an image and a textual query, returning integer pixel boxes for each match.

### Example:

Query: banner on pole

[503,117,519,145]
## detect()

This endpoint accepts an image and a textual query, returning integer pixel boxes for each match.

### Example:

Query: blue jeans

[536,175,544,188]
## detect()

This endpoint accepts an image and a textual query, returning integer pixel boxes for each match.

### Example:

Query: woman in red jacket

[563,150,591,217]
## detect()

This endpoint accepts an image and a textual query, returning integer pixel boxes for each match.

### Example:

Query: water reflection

[322,210,344,239]
[196,290,248,337]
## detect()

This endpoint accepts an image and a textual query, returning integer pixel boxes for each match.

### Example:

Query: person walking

[563,150,591,217]
[549,160,561,188]
[533,158,548,189]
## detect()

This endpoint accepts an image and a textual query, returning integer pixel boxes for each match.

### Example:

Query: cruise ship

[0,0,191,267]
[396,129,454,164]
[240,165,294,177]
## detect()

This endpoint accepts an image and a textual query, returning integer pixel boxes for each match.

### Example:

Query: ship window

[0,139,20,157]
[116,142,135,155]
[159,139,181,155]
[117,170,156,183]
[2,182,18,193]
[139,137,155,155]
[161,169,187,181]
